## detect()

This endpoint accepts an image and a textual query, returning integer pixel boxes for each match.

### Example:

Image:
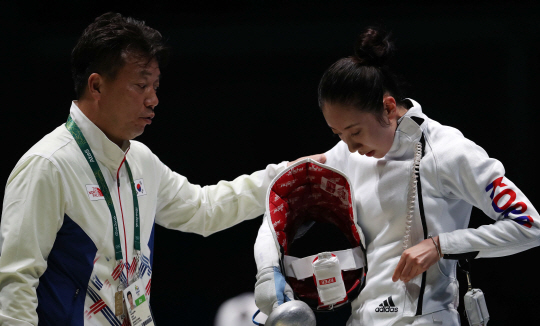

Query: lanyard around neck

[66,115,141,262]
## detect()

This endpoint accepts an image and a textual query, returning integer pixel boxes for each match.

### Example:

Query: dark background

[2,1,540,325]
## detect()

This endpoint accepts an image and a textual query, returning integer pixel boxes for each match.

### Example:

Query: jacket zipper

[67,288,80,325]
[415,134,428,316]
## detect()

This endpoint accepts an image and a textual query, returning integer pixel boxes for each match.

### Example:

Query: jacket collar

[385,99,426,159]
[69,101,129,176]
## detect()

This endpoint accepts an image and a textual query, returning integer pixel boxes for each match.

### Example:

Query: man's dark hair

[71,12,169,99]
[127,291,132,297]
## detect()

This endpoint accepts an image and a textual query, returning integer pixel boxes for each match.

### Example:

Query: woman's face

[322,100,400,159]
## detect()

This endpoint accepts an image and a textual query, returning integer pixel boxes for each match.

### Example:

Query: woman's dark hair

[318,27,406,125]
[71,12,170,99]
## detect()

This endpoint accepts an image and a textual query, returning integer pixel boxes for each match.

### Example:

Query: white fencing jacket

[255,99,540,325]
[0,102,286,326]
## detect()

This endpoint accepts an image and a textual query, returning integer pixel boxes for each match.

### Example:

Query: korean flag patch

[134,179,147,197]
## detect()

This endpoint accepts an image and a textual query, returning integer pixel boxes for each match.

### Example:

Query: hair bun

[353,27,395,67]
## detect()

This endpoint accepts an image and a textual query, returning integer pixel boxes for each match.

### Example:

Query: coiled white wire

[402,141,423,251]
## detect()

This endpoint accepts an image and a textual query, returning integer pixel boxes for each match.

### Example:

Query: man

[127,292,136,311]
[0,12,324,325]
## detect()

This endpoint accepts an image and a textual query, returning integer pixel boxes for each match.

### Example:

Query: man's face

[128,293,133,305]
[97,55,160,146]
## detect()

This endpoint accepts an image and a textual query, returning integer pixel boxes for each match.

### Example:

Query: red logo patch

[86,185,104,201]
[89,187,103,197]
[319,277,336,285]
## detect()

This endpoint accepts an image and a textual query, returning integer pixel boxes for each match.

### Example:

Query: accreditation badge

[123,279,155,326]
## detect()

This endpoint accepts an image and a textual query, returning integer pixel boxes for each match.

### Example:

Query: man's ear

[87,73,103,100]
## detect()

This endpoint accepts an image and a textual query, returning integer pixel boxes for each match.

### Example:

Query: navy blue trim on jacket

[37,214,97,325]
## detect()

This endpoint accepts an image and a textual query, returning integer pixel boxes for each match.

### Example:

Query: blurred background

[2,1,540,325]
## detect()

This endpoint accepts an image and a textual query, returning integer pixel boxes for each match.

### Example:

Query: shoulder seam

[422,123,453,199]
[28,137,74,209]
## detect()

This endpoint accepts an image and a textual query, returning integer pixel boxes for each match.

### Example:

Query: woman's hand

[287,154,326,167]
[392,236,441,283]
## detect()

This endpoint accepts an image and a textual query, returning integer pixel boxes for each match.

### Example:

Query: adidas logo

[375,296,398,313]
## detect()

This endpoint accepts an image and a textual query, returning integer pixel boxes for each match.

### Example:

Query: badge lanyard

[66,115,141,285]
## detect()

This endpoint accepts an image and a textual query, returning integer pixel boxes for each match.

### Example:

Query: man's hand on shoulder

[287,154,326,167]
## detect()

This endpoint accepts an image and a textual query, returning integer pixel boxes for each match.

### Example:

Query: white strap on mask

[283,246,365,280]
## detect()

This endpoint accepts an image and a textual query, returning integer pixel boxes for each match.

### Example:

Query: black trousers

[315,302,352,326]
